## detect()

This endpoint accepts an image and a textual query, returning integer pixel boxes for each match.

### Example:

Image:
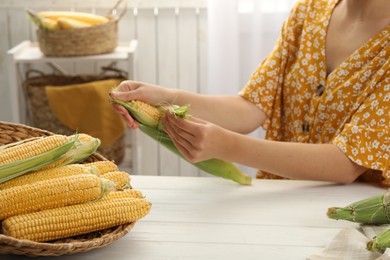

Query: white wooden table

[3,175,384,260]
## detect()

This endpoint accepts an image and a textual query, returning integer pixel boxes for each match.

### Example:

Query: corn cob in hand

[327,191,390,224]
[110,97,252,185]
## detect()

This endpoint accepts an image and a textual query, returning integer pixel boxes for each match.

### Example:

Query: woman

[111,0,389,185]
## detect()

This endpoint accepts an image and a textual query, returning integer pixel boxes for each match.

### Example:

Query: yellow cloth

[239,0,389,184]
[45,79,125,148]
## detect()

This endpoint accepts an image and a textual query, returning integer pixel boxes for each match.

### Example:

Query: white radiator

[0,0,208,177]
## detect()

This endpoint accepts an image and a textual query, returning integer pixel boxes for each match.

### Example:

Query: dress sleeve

[331,77,390,178]
[238,0,308,124]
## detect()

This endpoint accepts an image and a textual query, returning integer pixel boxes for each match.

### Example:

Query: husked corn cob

[2,197,151,242]
[57,17,92,29]
[41,17,58,30]
[104,189,144,200]
[0,135,77,183]
[84,160,118,174]
[38,11,109,25]
[101,171,131,189]
[0,174,115,220]
[39,133,100,170]
[0,135,69,164]
[367,228,390,252]
[0,164,99,190]
[327,191,390,224]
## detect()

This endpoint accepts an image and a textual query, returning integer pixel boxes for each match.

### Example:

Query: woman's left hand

[162,110,228,163]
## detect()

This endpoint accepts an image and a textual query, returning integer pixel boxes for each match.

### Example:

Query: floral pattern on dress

[239,0,390,185]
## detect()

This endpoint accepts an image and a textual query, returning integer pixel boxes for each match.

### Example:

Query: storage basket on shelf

[28,0,126,57]
[0,121,135,256]
[23,67,128,164]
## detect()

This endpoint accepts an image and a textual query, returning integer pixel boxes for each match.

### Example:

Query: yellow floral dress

[239,0,390,185]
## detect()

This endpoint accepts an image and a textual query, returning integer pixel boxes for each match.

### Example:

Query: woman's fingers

[163,113,195,148]
[111,103,139,129]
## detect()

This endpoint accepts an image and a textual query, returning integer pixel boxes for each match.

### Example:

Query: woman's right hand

[109,80,175,129]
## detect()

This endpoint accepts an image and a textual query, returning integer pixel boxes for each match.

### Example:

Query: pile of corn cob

[110,96,252,185]
[327,191,390,252]
[0,133,151,242]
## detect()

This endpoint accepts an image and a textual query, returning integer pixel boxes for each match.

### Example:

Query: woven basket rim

[0,121,134,256]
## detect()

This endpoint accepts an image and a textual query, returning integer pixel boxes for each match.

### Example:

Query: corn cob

[2,197,151,242]
[38,11,109,25]
[101,171,131,189]
[84,160,119,174]
[0,135,76,183]
[41,17,58,30]
[39,133,100,170]
[0,134,69,164]
[57,17,92,29]
[103,189,144,200]
[110,98,252,185]
[0,174,115,220]
[327,191,390,224]
[367,228,390,252]
[0,164,99,190]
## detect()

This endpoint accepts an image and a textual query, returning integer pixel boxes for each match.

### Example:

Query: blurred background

[0,0,296,177]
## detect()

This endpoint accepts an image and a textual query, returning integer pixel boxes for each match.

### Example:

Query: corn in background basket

[30,0,126,57]
[0,121,135,256]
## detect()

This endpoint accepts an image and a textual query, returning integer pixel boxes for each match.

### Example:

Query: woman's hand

[162,110,229,163]
[110,80,175,129]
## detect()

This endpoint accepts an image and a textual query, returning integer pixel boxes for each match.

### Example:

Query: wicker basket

[0,121,135,256]
[23,67,127,164]
[30,0,126,57]
[37,18,119,57]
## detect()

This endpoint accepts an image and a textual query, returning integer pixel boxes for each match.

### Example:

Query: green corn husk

[139,124,252,185]
[327,191,390,224]
[52,134,101,167]
[0,136,77,184]
[367,228,390,252]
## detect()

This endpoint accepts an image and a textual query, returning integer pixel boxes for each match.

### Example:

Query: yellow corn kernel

[104,189,144,200]
[0,164,99,190]
[2,197,152,242]
[131,100,163,122]
[0,135,69,164]
[101,171,131,189]
[84,160,119,174]
[77,133,95,142]
[0,174,114,220]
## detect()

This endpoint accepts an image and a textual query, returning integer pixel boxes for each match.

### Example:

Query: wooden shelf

[7,40,137,123]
